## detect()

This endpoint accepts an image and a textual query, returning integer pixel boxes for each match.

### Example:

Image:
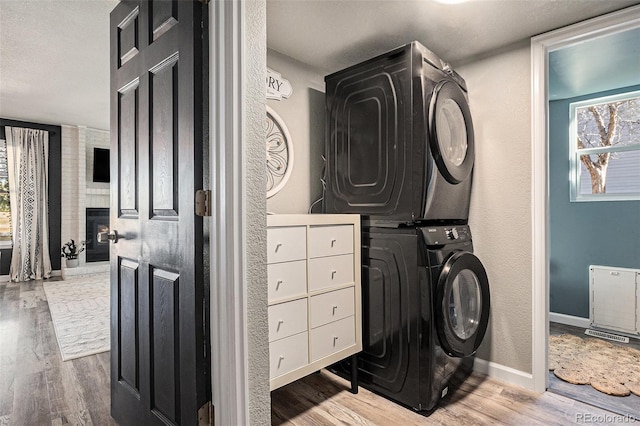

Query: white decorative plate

[266,106,294,198]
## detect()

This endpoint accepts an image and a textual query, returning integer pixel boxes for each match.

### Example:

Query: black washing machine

[324,41,475,225]
[332,224,490,413]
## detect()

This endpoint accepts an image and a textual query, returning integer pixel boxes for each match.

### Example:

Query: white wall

[246,1,270,424]
[266,49,325,214]
[456,41,533,374]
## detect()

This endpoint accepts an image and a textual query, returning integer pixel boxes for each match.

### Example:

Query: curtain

[5,126,52,281]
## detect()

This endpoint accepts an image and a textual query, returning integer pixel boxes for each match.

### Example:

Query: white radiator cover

[589,265,640,335]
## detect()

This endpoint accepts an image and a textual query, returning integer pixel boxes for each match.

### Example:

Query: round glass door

[436,250,490,357]
[448,269,481,340]
[429,80,475,184]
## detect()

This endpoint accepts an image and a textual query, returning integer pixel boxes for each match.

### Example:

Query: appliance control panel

[421,225,471,246]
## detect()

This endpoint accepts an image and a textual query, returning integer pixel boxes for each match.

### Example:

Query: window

[0,139,11,247]
[570,91,640,202]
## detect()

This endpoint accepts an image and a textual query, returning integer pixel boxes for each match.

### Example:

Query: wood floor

[272,369,623,425]
[0,279,115,426]
[548,322,640,419]
[1,278,634,425]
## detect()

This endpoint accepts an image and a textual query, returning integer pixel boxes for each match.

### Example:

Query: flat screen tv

[93,147,110,183]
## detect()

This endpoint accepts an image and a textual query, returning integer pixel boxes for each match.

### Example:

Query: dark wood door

[109,1,209,424]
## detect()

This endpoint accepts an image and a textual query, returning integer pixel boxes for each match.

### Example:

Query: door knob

[97,230,119,243]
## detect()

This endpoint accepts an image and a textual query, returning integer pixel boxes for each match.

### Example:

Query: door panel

[117,81,139,216]
[150,55,179,216]
[118,259,140,394]
[110,2,208,424]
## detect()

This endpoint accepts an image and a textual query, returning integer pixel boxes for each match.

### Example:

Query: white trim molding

[473,358,534,391]
[549,312,591,329]
[210,1,249,424]
[530,4,640,394]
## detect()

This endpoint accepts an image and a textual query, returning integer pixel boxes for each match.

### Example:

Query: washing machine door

[435,250,490,357]
[428,80,475,184]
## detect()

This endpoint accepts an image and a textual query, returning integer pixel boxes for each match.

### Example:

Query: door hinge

[195,190,212,217]
[198,400,213,426]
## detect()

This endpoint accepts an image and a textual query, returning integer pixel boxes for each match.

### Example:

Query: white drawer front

[269,332,308,379]
[267,226,306,264]
[310,316,355,362]
[268,260,307,303]
[308,254,354,292]
[310,287,355,328]
[268,298,307,342]
[309,225,354,258]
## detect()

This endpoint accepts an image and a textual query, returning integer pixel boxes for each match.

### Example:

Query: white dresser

[267,214,362,390]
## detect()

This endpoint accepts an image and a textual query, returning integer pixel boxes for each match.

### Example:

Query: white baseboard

[473,358,535,391]
[549,312,590,328]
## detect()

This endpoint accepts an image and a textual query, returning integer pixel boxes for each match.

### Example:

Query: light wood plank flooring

[549,322,640,419]
[2,279,634,425]
[272,369,626,425]
[0,279,115,426]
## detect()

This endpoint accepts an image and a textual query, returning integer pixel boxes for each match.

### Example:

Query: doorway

[531,4,640,417]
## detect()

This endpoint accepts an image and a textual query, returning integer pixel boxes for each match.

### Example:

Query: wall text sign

[267,68,293,100]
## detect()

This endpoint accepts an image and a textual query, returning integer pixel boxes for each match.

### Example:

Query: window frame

[569,90,640,202]
[0,138,12,248]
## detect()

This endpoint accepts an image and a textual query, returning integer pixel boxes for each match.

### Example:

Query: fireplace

[86,208,110,262]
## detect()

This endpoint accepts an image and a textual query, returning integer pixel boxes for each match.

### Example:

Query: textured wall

[456,42,533,374]
[266,50,325,214]
[246,0,270,424]
[549,85,640,318]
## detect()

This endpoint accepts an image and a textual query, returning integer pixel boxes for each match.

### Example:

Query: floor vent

[584,328,629,344]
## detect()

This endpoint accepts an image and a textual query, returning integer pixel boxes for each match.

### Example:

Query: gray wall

[456,41,533,374]
[549,85,640,318]
[266,49,325,214]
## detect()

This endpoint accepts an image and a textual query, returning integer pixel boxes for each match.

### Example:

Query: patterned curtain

[5,126,52,281]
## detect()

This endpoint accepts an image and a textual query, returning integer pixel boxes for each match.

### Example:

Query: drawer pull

[331,270,337,279]
[278,355,285,367]
[275,243,282,252]
[332,305,338,314]
[331,238,336,247]
[277,319,284,331]
[333,336,339,346]
[276,280,283,289]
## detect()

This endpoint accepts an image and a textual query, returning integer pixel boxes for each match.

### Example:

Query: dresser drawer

[309,225,354,258]
[267,226,306,264]
[310,316,355,362]
[268,298,307,342]
[269,332,308,379]
[308,254,354,292]
[268,260,307,303]
[309,287,355,328]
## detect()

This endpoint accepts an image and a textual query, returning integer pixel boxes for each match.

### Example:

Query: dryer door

[435,250,490,357]
[428,80,475,184]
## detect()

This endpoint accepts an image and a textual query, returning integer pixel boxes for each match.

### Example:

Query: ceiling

[1,1,639,131]
[0,0,117,131]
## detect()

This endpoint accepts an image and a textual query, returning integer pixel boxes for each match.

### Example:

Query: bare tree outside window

[0,139,12,245]
[571,92,640,201]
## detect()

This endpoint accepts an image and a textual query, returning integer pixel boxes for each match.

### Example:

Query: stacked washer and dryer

[323,41,491,414]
